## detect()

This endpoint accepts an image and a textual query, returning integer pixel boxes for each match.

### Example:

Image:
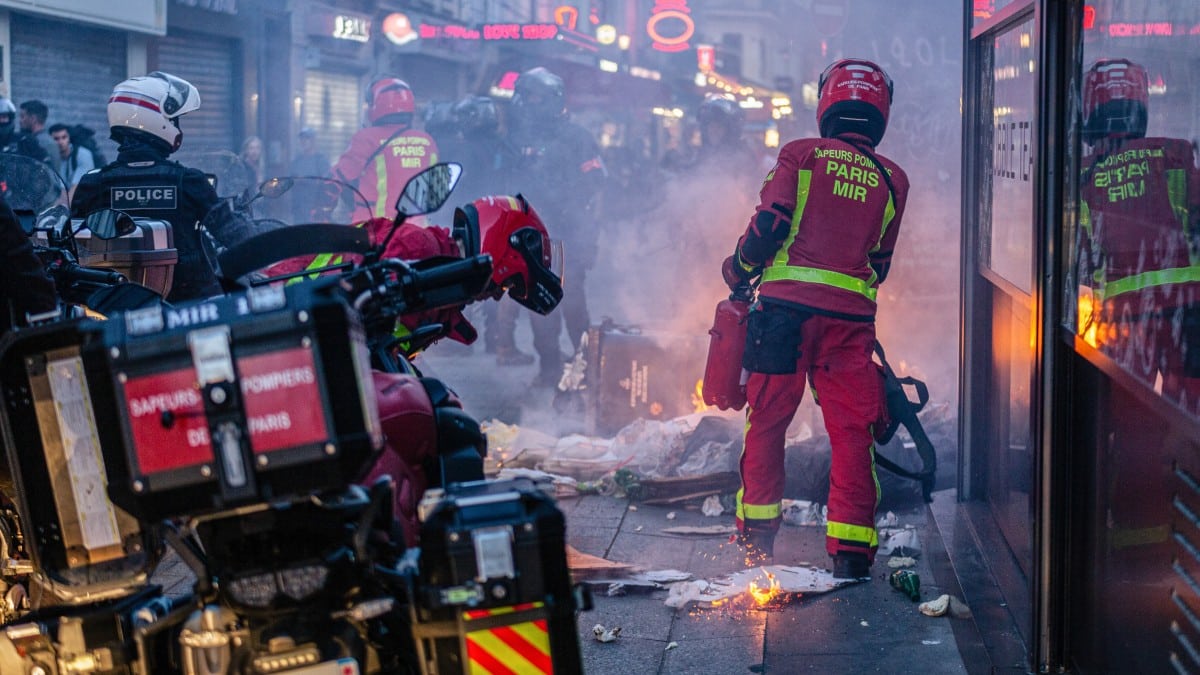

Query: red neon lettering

[1082,5,1095,30]
[648,0,694,52]
[522,24,558,39]
[483,23,520,40]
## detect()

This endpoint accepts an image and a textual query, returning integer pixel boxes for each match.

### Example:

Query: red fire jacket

[735,135,909,318]
[1080,137,1200,313]
[333,126,440,220]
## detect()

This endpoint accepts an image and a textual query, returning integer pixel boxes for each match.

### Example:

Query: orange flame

[692,379,711,414]
[748,572,782,607]
[1077,286,1101,348]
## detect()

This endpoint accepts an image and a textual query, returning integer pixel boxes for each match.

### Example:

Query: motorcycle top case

[0,322,159,604]
[75,218,177,299]
[85,279,384,521]
[412,477,583,675]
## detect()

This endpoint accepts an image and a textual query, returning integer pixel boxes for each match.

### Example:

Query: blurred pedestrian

[290,127,329,177]
[227,134,265,197]
[493,67,606,383]
[333,77,439,222]
[48,123,94,197]
[18,100,59,171]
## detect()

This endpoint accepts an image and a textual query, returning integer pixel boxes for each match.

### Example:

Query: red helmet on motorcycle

[816,59,893,146]
[453,194,563,315]
[366,77,415,125]
[1083,58,1148,145]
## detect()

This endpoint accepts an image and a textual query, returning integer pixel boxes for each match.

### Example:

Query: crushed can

[409,477,587,674]
[889,569,921,602]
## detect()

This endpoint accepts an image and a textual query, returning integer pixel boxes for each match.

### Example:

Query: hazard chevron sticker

[463,603,553,675]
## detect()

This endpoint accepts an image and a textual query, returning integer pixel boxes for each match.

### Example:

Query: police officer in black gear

[495,67,606,384]
[693,94,759,173]
[0,194,57,332]
[71,72,250,303]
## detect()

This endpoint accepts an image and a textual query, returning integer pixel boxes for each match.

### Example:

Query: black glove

[722,253,758,291]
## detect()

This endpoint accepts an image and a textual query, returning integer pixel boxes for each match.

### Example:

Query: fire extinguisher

[702,284,753,410]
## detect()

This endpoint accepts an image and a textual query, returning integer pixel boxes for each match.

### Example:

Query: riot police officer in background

[692,94,760,176]
[72,72,250,303]
[494,67,606,384]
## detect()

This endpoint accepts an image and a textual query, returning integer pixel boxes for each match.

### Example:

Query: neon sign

[418,23,559,41]
[647,0,694,53]
[333,14,370,42]
[554,5,578,31]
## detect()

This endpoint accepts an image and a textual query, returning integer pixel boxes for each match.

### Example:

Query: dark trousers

[490,264,589,376]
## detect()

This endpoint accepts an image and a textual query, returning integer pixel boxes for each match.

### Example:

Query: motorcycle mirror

[394,162,462,219]
[31,204,69,236]
[84,208,137,240]
[259,176,294,199]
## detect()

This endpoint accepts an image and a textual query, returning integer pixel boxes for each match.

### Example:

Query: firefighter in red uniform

[722,59,909,578]
[333,78,439,222]
[1079,58,1200,413]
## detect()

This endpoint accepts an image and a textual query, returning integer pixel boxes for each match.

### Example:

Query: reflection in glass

[1075,57,1200,415]
[985,17,1037,293]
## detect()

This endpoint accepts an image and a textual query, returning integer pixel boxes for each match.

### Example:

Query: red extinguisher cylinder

[702,293,751,410]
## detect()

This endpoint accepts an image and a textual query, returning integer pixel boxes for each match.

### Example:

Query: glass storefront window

[983,17,1037,294]
[1063,1,1200,417]
[972,0,1024,29]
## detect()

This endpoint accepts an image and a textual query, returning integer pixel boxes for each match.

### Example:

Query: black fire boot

[832,552,871,580]
[737,528,776,565]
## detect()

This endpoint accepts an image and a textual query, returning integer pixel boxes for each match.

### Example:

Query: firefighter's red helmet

[366,77,415,124]
[1083,58,1148,144]
[453,195,563,315]
[816,59,893,146]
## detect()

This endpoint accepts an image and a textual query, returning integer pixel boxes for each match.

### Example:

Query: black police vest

[85,160,218,301]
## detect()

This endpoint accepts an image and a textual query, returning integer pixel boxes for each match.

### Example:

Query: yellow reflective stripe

[1104,265,1200,299]
[1166,168,1187,230]
[1079,199,1092,238]
[771,170,812,268]
[735,487,781,520]
[375,153,388,217]
[287,253,344,286]
[826,520,878,547]
[869,192,895,257]
[761,265,879,301]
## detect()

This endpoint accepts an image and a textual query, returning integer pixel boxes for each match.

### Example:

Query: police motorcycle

[0,163,583,674]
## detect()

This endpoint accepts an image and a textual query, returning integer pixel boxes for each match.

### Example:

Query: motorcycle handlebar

[404,255,491,294]
[354,255,492,319]
[59,263,126,287]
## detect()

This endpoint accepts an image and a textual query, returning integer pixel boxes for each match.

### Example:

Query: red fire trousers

[737,314,882,561]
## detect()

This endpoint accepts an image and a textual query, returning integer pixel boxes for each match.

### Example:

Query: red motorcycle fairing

[362,370,440,547]
[264,218,478,348]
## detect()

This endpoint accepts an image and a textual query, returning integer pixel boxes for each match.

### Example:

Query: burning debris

[664,565,864,610]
